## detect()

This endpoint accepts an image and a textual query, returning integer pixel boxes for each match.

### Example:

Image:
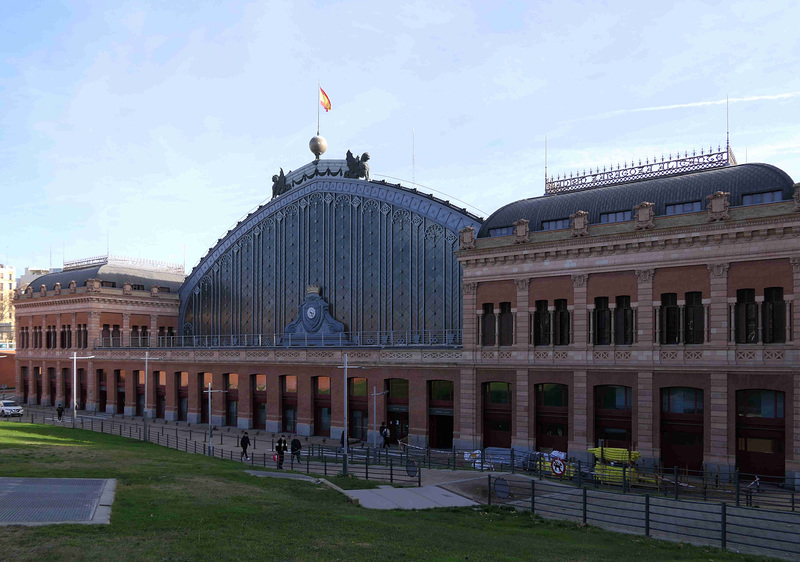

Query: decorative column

[512,368,531,451]
[122,313,131,347]
[568,370,590,462]
[635,270,655,352]
[791,258,800,345]
[462,282,478,348]
[636,371,655,467]
[706,372,734,474]
[572,274,589,359]
[514,278,530,350]
[707,263,730,344]
[454,366,478,449]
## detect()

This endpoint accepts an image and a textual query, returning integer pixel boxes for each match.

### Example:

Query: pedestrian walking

[338,431,345,453]
[290,436,302,464]
[275,435,288,469]
[240,431,251,461]
[380,421,390,449]
[56,404,64,423]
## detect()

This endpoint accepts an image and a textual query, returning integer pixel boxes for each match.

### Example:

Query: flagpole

[317,80,320,136]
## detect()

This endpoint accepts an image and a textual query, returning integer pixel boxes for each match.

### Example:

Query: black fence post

[390,458,394,483]
[582,487,587,524]
[511,449,515,474]
[645,494,650,537]
[530,480,535,513]
[481,449,485,472]
[578,460,582,487]
[306,451,310,474]
[623,465,627,493]
[674,466,679,500]
[720,502,727,550]
[324,455,327,476]
[418,463,422,487]
[735,470,740,507]
[487,474,492,505]
[365,452,369,481]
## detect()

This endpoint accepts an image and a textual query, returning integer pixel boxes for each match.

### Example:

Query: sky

[2,0,799,275]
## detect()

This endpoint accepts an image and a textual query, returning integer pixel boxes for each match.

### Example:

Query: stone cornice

[13,295,179,314]
[459,214,800,269]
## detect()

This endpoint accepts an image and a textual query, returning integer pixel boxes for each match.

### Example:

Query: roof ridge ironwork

[545,145,736,195]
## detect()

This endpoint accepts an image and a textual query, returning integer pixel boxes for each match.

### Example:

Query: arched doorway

[483,382,512,448]
[535,383,569,453]
[660,387,703,471]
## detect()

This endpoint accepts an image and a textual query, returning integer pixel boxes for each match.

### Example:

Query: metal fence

[486,475,800,560]
[94,329,463,349]
[1,411,420,487]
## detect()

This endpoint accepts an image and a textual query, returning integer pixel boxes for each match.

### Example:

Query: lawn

[0,424,763,561]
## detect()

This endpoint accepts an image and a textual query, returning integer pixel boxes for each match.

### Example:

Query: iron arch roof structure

[478,163,795,237]
[179,169,482,346]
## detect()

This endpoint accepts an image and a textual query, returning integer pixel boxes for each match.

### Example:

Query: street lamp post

[203,382,227,455]
[71,351,95,429]
[132,350,164,442]
[372,386,389,448]
[337,353,363,476]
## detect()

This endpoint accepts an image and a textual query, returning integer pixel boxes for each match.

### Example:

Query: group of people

[238,432,302,469]
[239,423,394,469]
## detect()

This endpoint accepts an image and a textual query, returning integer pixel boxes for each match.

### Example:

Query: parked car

[0,400,23,417]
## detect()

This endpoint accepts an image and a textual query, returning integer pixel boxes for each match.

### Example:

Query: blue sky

[2,0,799,274]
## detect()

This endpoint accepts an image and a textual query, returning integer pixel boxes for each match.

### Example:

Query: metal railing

[95,329,463,349]
[486,475,800,560]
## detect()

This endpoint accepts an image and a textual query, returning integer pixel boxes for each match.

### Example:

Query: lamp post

[337,353,363,476]
[132,350,164,442]
[71,351,95,429]
[372,386,389,448]
[203,382,227,455]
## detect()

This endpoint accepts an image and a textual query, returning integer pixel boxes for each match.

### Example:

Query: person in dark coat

[290,436,302,464]
[379,421,390,449]
[56,404,64,422]
[275,436,288,469]
[240,431,251,461]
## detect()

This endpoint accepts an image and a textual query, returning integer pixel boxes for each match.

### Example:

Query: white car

[0,400,24,417]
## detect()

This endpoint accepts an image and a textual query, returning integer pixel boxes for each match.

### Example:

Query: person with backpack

[240,431,251,461]
[290,436,302,465]
[275,435,288,469]
[56,404,64,423]
[380,421,390,449]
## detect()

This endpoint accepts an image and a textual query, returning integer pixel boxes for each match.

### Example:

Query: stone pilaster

[70,313,77,349]
[705,372,734,473]
[122,313,131,347]
[454,367,478,449]
[407,377,427,448]
[568,370,590,462]
[512,368,531,451]
[789,373,800,485]
[572,275,589,355]
[462,282,478,348]
[150,315,158,347]
[87,311,101,349]
[707,263,730,343]
[635,269,655,348]
[237,372,253,430]
[636,371,655,467]
[514,279,530,349]
[791,258,800,345]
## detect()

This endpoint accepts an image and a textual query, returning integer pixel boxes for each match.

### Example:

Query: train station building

[13,143,800,480]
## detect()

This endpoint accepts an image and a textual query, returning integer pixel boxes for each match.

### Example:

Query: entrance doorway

[428,380,454,449]
[535,383,569,453]
[483,382,512,448]
[736,389,785,478]
[594,385,632,448]
[660,387,704,471]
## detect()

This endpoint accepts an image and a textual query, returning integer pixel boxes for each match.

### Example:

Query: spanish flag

[319,87,332,112]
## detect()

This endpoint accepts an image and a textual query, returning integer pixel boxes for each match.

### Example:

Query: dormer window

[742,190,782,205]
[665,201,701,215]
[542,218,569,231]
[488,226,513,237]
[600,210,632,224]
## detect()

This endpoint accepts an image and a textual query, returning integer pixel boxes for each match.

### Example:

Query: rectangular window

[488,226,513,237]
[600,210,632,224]
[486,382,511,405]
[533,300,550,346]
[282,375,297,393]
[594,297,611,345]
[762,287,785,344]
[660,293,679,345]
[315,377,330,395]
[743,190,782,205]
[737,389,785,419]
[665,201,702,215]
[498,302,513,347]
[553,299,570,346]
[615,296,633,345]
[157,372,166,386]
[429,380,454,403]
[596,385,632,410]
[226,373,238,390]
[684,292,704,344]
[537,383,568,408]
[481,303,496,346]
[254,374,267,392]
[179,372,189,387]
[542,218,570,231]
[735,289,758,344]
[349,377,367,397]
[661,387,703,414]
[388,379,409,400]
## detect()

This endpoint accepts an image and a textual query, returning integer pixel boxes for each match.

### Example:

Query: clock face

[306,307,317,320]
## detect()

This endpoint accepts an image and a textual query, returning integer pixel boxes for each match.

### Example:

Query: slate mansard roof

[28,262,185,293]
[478,163,796,237]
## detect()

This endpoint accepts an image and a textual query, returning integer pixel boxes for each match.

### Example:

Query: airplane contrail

[565,92,800,123]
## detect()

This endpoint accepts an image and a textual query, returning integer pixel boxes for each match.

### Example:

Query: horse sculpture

[344,150,370,180]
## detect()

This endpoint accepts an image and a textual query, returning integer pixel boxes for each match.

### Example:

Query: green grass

[0,424,764,561]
